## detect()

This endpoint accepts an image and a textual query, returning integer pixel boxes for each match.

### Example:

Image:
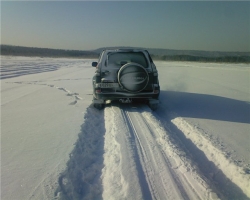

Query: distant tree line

[151,54,250,63]
[1,45,99,58]
[1,45,249,63]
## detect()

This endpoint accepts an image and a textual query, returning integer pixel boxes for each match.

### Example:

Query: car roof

[103,48,148,53]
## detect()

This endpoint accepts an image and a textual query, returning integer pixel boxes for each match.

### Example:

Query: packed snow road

[1,56,249,200]
[58,102,249,200]
[102,103,211,200]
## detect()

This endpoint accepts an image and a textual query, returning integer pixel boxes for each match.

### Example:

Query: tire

[94,103,104,110]
[149,103,158,111]
[118,62,149,93]
[93,96,104,110]
[149,99,159,111]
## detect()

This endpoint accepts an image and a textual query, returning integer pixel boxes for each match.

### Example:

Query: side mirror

[92,62,98,67]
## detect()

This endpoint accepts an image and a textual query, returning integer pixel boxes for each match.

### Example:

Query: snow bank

[56,106,105,200]
[171,114,250,197]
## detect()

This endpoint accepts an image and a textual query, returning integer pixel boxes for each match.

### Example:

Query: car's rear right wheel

[149,99,159,111]
[149,103,158,111]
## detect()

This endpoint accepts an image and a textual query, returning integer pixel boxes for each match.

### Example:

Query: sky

[1,1,250,52]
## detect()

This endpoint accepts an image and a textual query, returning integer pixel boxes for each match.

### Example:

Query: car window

[98,51,104,63]
[107,52,148,68]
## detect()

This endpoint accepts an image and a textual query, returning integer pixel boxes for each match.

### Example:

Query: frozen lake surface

[1,56,249,199]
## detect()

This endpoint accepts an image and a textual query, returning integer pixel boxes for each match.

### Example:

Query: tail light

[95,89,101,93]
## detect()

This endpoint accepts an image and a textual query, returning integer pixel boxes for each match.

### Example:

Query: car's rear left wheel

[93,96,105,110]
[94,103,104,110]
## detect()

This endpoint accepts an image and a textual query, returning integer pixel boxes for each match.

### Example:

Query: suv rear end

[92,49,160,110]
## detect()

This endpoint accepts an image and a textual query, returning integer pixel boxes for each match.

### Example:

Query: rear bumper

[94,90,160,101]
[93,81,160,101]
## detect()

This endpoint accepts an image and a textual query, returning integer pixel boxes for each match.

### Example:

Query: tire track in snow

[107,103,212,200]
[56,102,248,200]
[140,109,216,200]
[154,105,250,199]
[121,108,154,200]
[170,116,250,199]
[138,111,191,200]
[124,109,178,200]
[122,105,201,200]
[102,105,144,200]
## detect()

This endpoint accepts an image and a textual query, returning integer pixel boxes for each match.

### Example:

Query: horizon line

[1,44,249,54]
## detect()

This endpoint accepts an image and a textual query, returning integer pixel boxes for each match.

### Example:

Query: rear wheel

[149,103,158,111]
[149,99,159,111]
[93,97,105,110]
[94,103,104,110]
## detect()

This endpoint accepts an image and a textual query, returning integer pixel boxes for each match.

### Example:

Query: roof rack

[116,48,146,51]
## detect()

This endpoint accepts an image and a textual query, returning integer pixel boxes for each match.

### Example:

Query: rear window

[107,52,148,68]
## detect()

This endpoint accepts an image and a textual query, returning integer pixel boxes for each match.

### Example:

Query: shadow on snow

[161,118,250,200]
[160,91,250,124]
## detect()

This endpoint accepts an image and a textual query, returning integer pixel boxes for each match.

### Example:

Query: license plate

[99,83,119,88]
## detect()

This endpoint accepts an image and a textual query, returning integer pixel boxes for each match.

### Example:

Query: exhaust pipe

[119,98,132,103]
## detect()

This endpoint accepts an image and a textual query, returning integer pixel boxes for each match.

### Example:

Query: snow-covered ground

[1,56,249,200]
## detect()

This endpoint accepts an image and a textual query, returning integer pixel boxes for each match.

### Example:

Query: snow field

[1,56,249,199]
[1,57,96,199]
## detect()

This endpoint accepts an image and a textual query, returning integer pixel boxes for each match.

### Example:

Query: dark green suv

[92,49,160,110]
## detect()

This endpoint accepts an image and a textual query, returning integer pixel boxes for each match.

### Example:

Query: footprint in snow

[48,85,83,103]
[57,87,71,93]
[69,100,77,105]
[75,95,82,100]
[67,92,79,96]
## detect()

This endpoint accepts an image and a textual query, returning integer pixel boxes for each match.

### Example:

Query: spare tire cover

[118,62,149,93]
